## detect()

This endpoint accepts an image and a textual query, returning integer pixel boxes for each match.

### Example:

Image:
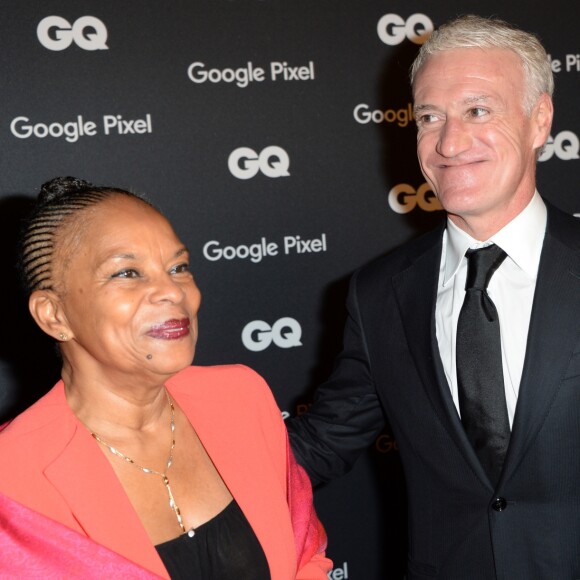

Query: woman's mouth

[146,318,190,340]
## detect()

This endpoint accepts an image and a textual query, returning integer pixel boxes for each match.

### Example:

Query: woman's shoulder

[168,365,282,425]
[0,382,69,445]
[173,363,263,380]
[170,364,270,397]
[0,383,77,504]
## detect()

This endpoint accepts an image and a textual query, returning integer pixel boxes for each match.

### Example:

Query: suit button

[492,497,507,512]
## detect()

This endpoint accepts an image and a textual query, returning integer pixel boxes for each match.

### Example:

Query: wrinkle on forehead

[413,48,525,113]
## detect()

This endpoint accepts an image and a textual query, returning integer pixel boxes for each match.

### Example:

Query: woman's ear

[28,290,72,342]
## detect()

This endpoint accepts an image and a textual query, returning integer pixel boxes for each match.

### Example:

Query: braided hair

[18,177,150,296]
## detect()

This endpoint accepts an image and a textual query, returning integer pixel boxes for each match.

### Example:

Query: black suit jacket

[289,201,580,579]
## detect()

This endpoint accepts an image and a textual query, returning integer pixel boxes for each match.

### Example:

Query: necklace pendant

[90,389,184,532]
[187,528,195,538]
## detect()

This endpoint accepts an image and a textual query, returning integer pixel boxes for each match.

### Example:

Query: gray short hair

[410,15,554,114]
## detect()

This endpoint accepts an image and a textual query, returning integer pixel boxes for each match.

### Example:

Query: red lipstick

[146,318,190,340]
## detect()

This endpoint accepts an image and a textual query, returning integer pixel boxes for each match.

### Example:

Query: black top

[155,499,271,580]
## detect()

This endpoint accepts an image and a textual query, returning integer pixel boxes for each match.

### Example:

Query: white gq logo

[228,146,290,179]
[242,318,302,352]
[37,16,108,51]
[388,183,443,214]
[538,131,580,162]
[377,13,433,46]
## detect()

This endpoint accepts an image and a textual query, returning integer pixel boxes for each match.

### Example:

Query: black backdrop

[1,2,578,577]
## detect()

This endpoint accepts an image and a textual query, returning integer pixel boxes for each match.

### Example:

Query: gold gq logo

[388,183,442,214]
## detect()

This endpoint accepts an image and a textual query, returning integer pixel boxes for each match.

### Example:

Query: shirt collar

[443,191,547,286]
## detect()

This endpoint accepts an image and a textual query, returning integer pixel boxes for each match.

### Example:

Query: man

[288,15,580,579]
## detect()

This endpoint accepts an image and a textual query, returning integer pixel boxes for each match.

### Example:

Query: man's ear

[28,290,73,342]
[532,93,554,150]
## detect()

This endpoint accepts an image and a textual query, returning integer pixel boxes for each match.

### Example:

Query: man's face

[413,47,552,237]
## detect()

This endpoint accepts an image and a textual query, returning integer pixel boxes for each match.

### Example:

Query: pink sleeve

[286,436,333,578]
[0,492,162,578]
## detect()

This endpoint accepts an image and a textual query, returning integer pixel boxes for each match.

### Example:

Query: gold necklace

[90,392,193,536]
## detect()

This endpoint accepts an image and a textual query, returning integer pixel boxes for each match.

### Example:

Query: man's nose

[436,117,473,158]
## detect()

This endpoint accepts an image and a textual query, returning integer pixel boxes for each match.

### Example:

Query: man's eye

[417,113,438,125]
[469,107,488,118]
[111,269,139,279]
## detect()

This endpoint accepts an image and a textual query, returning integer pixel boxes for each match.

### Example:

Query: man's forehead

[413,49,522,99]
[415,47,521,79]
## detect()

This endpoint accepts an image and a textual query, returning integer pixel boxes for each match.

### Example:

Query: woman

[0,177,331,579]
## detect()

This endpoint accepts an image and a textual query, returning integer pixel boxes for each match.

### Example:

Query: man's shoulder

[546,200,580,248]
[355,223,444,287]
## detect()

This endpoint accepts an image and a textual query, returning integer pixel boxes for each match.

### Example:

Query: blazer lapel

[502,222,580,480]
[392,228,494,487]
[43,399,169,578]
[167,373,296,579]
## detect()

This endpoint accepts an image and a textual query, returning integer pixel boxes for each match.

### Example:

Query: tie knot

[465,244,507,291]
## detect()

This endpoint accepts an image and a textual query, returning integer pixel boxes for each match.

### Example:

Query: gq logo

[37,16,108,51]
[538,131,579,162]
[228,146,290,179]
[241,318,302,352]
[388,183,443,214]
[377,13,433,46]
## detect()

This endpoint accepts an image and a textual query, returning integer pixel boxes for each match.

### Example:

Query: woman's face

[56,195,201,383]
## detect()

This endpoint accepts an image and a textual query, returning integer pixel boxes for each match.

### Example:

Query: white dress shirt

[435,191,547,428]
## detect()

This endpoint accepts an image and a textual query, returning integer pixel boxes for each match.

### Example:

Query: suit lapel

[503,220,580,480]
[392,228,495,487]
[392,236,448,414]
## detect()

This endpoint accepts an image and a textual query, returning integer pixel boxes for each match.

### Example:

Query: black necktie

[456,244,510,485]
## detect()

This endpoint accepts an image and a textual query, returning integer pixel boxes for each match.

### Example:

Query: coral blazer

[0,365,330,579]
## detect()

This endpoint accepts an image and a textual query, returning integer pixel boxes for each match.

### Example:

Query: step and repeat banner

[0,1,578,577]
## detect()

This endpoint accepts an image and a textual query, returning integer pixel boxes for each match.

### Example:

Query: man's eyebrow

[464,94,490,105]
[175,247,189,258]
[413,104,433,114]
[414,95,490,111]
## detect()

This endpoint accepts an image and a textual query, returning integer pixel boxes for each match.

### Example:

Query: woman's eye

[170,263,190,275]
[111,269,140,279]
